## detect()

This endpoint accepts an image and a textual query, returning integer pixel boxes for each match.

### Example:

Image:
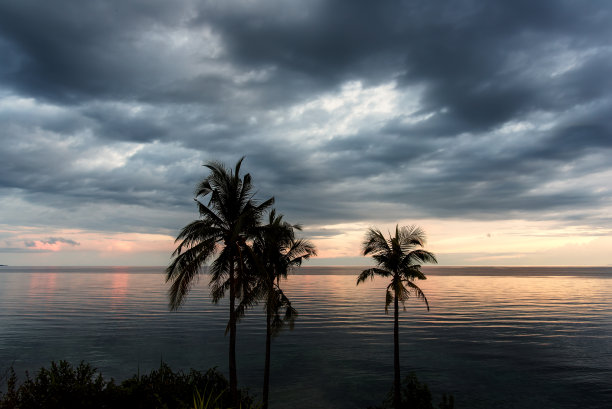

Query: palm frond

[194,178,213,198]
[385,288,393,314]
[284,238,317,265]
[269,288,297,336]
[252,197,275,222]
[166,243,211,310]
[406,280,430,311]
[388,278,410,311]
[399,264,427,281]
[166,239,215,282]
[197,160,230,197]
[210,278,230,304]
[237,172,253,208]
[234,156,245,178]
[356,268,391,285]
[235,287,260,322]
[408,249,438,265]
[195,199,227,228]
[173,225,222,257]
[362,227,391,256]
[398,225,427,248]
[283,304,298,331]
[209,247,233,303]
[372,253,390,267]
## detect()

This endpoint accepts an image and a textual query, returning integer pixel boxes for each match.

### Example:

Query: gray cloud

[0,248,47,253]
[0,0,611,243]
[24,237,80,247]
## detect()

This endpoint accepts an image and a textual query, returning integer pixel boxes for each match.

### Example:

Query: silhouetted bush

[0,361,256,409]
[1,361,453,409]
[367,373,454,409]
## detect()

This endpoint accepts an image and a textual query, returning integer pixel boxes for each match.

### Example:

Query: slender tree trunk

[393,285,401,409]
[263,304,272,409]
[229,260,238,407]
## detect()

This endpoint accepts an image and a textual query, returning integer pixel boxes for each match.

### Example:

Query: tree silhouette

[357,225,437,409]
[243,210,316,409]
[166,157,273,406]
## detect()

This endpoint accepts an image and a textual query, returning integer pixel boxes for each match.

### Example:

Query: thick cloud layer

[1,0,611,260]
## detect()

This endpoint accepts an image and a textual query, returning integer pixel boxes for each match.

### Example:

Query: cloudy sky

[1,0,611,266]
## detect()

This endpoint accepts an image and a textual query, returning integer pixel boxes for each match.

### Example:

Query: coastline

[1,265,612,277]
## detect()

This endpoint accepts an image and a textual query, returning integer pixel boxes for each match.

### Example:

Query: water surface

[0,266,611,408]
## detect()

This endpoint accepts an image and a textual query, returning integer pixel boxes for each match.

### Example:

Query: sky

[1,0,611,266]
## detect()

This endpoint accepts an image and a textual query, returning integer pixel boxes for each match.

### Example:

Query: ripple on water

[0,270,611,409]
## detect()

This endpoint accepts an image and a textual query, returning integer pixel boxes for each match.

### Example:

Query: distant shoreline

[0,265,611,277]
[296,265,612,276]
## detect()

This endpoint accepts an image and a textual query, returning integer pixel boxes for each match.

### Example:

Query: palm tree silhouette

[246,210,316,409]
[166,157,273,406]
[357,225,437,409]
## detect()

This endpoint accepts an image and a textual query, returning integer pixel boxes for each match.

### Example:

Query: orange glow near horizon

[3,217,612,266]
[304,218,612,266]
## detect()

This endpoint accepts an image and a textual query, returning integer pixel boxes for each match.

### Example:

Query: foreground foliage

[1,361,455,409]
[0,361,257,409]
[368,373,454,409]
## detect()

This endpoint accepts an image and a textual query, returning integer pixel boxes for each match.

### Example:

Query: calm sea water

[0,266,611,409]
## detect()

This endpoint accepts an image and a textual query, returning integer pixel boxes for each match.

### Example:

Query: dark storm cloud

[397,1,612,128]
[0,0,191,103]
[200,1,402,82]
[0,0,611,236]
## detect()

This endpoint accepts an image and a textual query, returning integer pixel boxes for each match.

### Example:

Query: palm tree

[247,210,316,409]
[357,225,437,409]
[166,157,273,407]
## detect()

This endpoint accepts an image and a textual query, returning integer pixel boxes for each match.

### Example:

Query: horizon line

[2,264,612,268]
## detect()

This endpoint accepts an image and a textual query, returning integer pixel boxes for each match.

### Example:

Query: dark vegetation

[368,373,454,409]
[0,361,257,409]
[0,361,452,409]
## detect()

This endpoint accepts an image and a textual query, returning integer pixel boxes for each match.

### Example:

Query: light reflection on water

[0,267,611,409]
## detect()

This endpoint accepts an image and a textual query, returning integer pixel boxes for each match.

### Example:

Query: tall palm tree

[166,157,273,407]
[247,210,316,409]
[357,225,437,409]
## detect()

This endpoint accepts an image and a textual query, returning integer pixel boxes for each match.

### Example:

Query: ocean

[0,266,611,408]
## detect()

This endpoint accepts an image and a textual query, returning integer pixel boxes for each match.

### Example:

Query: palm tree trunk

[229,260,238,407]
[393,288,401,409]
[263,306,272,409]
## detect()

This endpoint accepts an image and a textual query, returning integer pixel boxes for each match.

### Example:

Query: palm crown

[166,157,273,309]
[357,225,437,312]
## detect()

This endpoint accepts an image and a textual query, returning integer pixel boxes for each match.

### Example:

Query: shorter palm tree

[357,225,437,409]
[246,210,316,409]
